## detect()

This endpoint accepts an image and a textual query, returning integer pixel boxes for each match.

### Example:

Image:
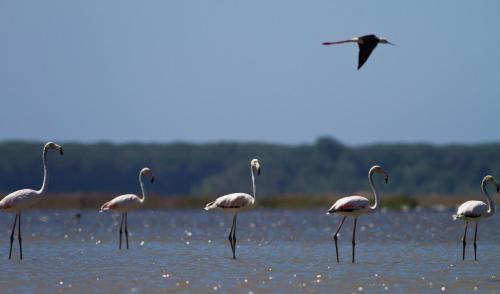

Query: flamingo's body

[452,175,498,260]
[327,165,389,263]
[101,194,144,213]
[100,167,154,249]
[205,192,255,213]
[322,34,394,70]
[0,189,44,212]
[327,195,372,217]
[0,142,63,259]
[454,200,489,221]
[205,159,261,259]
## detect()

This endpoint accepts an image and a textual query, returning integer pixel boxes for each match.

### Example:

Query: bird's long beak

[387,41,395,46]
[151,176,155,183]
[496,184,499,193]
[59,147,64,155]
[384,173,389,184]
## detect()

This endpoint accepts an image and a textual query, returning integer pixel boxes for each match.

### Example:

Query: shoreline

[6,192,472,210]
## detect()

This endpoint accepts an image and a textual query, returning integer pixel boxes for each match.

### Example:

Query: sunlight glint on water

[0,210,498,292]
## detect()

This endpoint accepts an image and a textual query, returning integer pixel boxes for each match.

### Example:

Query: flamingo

[322,34,394,70]
[0,142,63,260]
[204,159,261,259]
[453,175,499,261]
[326,165,389,263]
[100,167,154,249]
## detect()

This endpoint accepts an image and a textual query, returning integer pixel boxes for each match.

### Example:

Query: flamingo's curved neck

[139,172,146,203]
[369,170,380,211]
[37,147,49,195]
[251,166,256,200]
[482,180,495,217]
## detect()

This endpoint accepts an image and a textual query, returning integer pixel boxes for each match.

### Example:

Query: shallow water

[0,209,498,293]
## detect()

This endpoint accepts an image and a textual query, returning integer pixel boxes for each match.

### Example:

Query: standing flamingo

[326,165,389,263]
[204,159,261,259]
[0,142,63,260]
[322,34,394,70]
[100,167,154,249]
[453,175,499,261]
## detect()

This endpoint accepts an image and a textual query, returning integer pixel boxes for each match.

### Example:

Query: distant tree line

[0,138,499,197]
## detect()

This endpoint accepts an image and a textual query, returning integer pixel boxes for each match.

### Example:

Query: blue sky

[1,1,499,145]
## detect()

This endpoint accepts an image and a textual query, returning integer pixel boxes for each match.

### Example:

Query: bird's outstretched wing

[358,42,378,70]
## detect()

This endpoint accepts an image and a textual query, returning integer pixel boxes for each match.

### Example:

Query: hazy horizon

[1,137,500,146]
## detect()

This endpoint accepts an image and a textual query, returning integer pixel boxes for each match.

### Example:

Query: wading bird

[204,159,261,259]
[327,165,389,263]
[0,142,63,260]
[100,168,154,249]
[453,175,499,261]
[322,34,394,70]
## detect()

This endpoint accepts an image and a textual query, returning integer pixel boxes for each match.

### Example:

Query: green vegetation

[34,193,463,210]
[0,138,499,198]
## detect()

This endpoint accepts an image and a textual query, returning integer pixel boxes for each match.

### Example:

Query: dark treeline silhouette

[0,138,499,197]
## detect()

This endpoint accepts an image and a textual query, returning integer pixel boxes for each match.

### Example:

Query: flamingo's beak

[253,162,261,176]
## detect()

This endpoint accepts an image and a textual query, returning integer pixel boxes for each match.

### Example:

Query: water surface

[0,209,498,293]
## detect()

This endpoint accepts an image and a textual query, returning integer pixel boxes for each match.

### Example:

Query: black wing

[357,42,378,70]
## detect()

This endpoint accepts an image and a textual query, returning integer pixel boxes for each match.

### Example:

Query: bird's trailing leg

[18,212,22,260]
[333,216,346,263]
[322,39,356,46]
[125,213,129,250]
[462,222,468,260]
[8,214,18,259]
[473,223,478,261]
[352,217,357,264]
[119,213,125,249]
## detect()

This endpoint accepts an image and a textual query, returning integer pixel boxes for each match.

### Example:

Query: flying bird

[0,142,63,260]
[205,159,261,259]
[326,165,389,263]
[453,175,499,261]
[100,167,154,249]
[322,34,394,70]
